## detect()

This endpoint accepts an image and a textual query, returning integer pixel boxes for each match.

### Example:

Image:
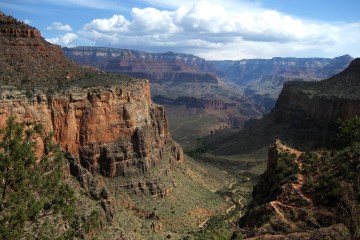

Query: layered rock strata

[0,12,183,181]
[270,58,360,144]
[0,82,183,178]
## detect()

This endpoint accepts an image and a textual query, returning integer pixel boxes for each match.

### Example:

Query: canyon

[200,57,360,239]
[1,10,360,240]
[63,47,264,148]
[0,12,182,180]
[63,47,352,148]
[0,12,235,239]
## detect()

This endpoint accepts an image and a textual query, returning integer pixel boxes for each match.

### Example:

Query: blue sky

[2,0,360,59]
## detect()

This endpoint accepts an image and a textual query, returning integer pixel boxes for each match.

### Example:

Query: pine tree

[0,117,75,239]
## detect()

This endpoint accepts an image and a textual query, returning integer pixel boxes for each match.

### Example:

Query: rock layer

[0,12,183,179]
[271,58,360,144]
[0,82,183,177]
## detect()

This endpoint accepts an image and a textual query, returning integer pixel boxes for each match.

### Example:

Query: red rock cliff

[0,11,183,179]
[0,81,183,177]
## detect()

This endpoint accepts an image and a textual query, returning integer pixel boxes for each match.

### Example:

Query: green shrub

[0,117,76,239]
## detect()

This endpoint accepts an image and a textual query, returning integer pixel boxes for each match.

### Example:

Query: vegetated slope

[0,12,233,239]
[0,12,86,88]
[238,139,359,239]
[211,55,353,112]
[63,47,263,148]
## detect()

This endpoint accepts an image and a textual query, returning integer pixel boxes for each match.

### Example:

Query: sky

[2,0,360,60]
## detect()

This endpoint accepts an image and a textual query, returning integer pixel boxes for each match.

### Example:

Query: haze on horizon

[2,0,360,60]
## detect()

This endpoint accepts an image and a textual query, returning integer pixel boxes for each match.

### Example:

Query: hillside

[0,12,87,88]
[238,140,359,239]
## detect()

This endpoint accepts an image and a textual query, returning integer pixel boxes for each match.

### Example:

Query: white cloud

[46,33,78,47]
[46,22,73,31]
[24,19,31,24]
[83,15,129,33]
[78,0,360,59]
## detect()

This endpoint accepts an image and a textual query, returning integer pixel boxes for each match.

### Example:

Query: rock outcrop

[271,58,360,144]
[0,11,183,181]
[0,83,183,178]
[239,140,356,239]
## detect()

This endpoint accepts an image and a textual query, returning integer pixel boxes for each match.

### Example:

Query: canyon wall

[0,12,183,180]
[0,82,183,178]
[270,58,360,145]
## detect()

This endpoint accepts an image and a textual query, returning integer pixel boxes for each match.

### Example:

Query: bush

[336,117,360,147]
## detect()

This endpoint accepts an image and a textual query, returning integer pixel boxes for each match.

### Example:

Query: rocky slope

[238,140,359,239]
[211,55,353,112]
[0,13,85,87]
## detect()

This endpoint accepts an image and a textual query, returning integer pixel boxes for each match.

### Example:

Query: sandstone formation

[0,82,182,178]
[0,11,183,181]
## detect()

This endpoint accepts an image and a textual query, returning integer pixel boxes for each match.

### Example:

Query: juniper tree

[0,117,75,239]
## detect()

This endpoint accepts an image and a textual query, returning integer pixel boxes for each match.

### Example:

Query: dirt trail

[268,146,314,229]
[270,201,297,230]
[198,217,211,228]
[171,114,203,132]
[287,147,313,204]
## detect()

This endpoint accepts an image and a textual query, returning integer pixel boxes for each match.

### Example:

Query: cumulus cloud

[24,19,31,24]
[46,33,78,47]
[79,1,360,59]
[46,22,73,31]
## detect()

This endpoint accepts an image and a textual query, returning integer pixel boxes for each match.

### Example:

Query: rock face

[271,58,360,144]
[0,12,183,179]
[0,80,182,179]
[211,56,353,112]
